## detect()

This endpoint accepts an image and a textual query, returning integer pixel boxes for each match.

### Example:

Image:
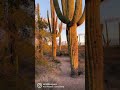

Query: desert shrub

[43,43,52,55]
[35,58,48,66]
[57,45,69,56]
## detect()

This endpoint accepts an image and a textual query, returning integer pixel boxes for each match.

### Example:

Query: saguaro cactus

[35,4,44,58]
[36,4,40,21]
[59,23,62,52]
[85,0,104,90]
[47,0,63,60]
[53,0,85,76]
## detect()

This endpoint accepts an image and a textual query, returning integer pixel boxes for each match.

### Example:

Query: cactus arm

[53,0,70,24]
[77,7,85,26]
[61,0,67,16]
[71,0,82,24]
[47,10,52,33]
[50,0,55,32]
[54,17,58,32]
[67,0,75,20]
[56,22,63,37]
[37,4,40,20]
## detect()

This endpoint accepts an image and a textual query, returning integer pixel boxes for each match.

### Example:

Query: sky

[100,0,120,22]
[35,0,85,44]
[100,0,120,45]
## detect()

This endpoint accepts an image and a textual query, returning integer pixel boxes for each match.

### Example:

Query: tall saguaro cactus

[53,0,85,76]
[85,0,104,90]
[47,0,63,60]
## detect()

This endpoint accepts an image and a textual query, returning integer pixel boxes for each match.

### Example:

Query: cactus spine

[47,0,63,60]
[53,0,85,76]
[85,0,104,90]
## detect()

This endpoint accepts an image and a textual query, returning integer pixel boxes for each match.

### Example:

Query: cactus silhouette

[47,0,63,60]
[53,0,85,76]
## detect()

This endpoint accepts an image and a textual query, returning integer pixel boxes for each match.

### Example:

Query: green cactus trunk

[67,24,78,76]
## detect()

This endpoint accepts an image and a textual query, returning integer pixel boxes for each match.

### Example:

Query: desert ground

[35,46,85,90]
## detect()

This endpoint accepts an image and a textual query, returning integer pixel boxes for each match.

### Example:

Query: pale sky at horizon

[35,0,85,43]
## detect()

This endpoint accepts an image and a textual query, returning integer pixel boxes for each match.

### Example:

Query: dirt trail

[35,56,85,90]
[55,56,85,90]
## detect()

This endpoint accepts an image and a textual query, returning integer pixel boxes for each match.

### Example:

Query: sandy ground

[35,56,85,90]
